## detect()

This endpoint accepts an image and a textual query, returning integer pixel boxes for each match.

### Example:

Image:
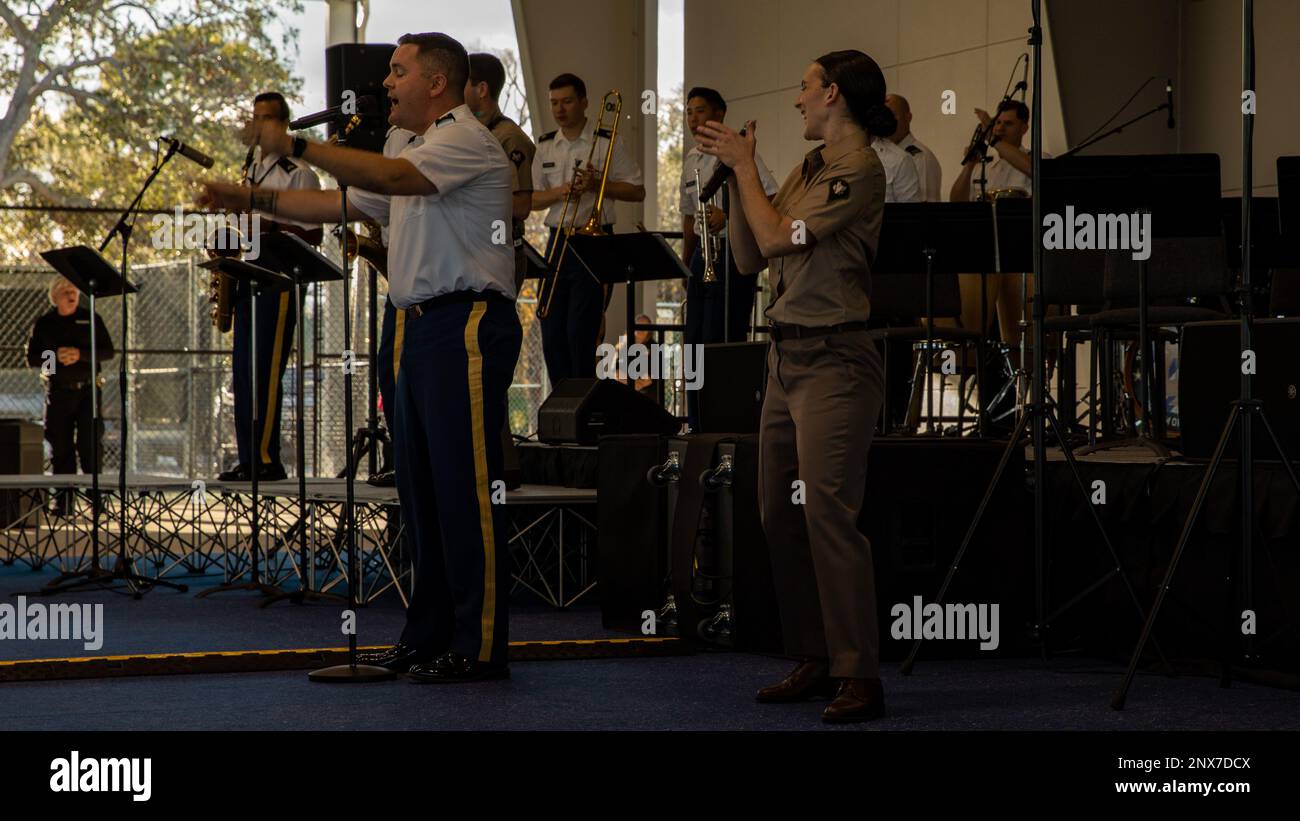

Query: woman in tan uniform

[697,49,892,723]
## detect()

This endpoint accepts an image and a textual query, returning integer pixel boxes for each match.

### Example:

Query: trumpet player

[219,91,321,483]
[530,72,645,387]
[679,86,779,429]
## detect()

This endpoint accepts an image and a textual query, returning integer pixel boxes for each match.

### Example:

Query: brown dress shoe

[822,678,886,723]
[756,660,833,703]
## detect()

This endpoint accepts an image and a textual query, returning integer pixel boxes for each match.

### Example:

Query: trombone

[537,90,623,319]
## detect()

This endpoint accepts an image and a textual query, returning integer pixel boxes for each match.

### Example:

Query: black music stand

[253,231,347,608]
[196,256,292,599]
[34,247,186,595]
[875,202,1002,435]
[901,16,1163,674]
[1112,130,1300,706]
[1041,154,1222,456]
[568,230,692,355]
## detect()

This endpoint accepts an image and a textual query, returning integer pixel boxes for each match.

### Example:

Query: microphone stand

[41,143,190,597]
[310,121,395,683]
[1057,102,1173,159]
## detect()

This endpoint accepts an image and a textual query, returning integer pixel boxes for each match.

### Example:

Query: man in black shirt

[25,277,115,496]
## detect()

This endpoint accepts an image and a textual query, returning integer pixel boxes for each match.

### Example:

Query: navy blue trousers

[394,293,522,664]
[539,226,611,386]
[377,296,404,436]
[232,282,296,469]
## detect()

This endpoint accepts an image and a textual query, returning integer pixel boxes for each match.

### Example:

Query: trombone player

[531,72,644,387]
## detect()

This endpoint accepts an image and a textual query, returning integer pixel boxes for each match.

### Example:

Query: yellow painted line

[0,637,681,667]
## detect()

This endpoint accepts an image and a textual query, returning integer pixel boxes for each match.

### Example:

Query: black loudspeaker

[597,435,675,632]
[697,341,767,434]
[1179,318,1300,459]
[537,378,678,445]
[324,43,395,154]
[0,420,44,526]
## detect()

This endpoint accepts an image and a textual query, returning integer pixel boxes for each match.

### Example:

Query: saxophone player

[217,92,321,483]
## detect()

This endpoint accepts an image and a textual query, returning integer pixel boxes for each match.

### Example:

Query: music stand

[34,246,186,595]
[253,231,346,608]
[1112,131,1300,704]
[899,158,1164,680]
[874,202,1001,435]
[568,230,692,357]
[196,256,292,599]
[1041,154,1222,455]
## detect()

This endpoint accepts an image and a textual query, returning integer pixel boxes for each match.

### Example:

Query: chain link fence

[1,206,555,480]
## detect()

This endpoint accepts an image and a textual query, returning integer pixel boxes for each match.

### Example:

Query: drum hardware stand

[36,145,193,597]
[901,3,1166,675]
[1112,0,1300,708]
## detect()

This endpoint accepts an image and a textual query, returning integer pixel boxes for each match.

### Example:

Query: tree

[0,0,304,262]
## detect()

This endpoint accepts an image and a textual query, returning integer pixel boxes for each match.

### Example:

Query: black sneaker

[256,463,288,481]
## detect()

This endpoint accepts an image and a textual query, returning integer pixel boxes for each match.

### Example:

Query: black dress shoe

[407,651,509,684]
[756,660,834,703]
[218,465,249,481]
[356,643,433,672]
[366,468,396,487]
[256,463,287,481]
[822,678,886,723]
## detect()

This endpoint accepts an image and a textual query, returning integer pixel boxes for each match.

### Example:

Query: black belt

[49,380,91,392]
[403,289,510,320]
[767,321,870,342]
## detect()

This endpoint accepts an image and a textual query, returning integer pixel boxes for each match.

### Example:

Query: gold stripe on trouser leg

[259,292,290,465]
[393,309,406,381]
[462,302,496,661]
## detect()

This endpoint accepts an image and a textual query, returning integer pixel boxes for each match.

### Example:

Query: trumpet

[694,167,719,283]
[537,90,623,320]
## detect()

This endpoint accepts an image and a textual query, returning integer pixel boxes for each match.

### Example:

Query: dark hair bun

[864,103,898,139]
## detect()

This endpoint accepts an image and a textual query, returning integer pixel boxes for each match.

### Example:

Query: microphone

[699,125,748,201]
[240,145,255,184]
[160,135,214,169]
[1166,79,1175,129]
[290,95,378,130]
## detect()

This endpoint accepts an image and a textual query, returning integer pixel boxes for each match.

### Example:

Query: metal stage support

[0,475,597,609]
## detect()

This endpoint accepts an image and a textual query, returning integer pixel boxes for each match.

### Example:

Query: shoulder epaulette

[537,130,557,143]
[276,156,298,173]
[905,145,922,155]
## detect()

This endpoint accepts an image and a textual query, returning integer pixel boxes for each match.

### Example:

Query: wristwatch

[291,136,308,158]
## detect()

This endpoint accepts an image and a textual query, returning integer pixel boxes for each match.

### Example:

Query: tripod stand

[197,256,292,599]
[36,145,195,597]
[1111,0,1300,708]
[901,3,1165,675]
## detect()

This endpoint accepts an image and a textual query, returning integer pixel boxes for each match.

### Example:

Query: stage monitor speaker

[1179,318,1300,459]
[324,43,395,154]
[697,341,767,434]
[0,420,44,526]
[537,378,678,445]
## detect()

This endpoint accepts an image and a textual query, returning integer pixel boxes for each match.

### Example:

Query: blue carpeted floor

[2,565,1299,730]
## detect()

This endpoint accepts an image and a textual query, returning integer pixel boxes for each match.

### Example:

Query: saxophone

[206,145,253,333]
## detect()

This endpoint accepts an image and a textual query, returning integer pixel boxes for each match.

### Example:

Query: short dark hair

[468,52,506,100]
[686,86,727,113]
[997,99,1031,123]
[254,91,291,122]
[814,49,896,138]
[549,73,586,99]
[397,32,469,95]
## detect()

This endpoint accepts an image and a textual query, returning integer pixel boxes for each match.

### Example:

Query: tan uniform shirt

[765,130,886,328]
[486,112,535,280]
